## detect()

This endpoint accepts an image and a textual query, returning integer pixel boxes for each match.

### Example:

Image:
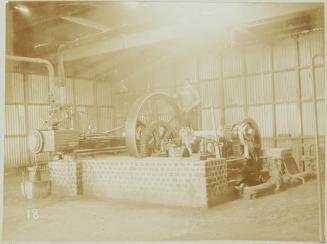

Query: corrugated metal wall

[112,29,325,163]
[4,73,114,168]
[6,30,323,168]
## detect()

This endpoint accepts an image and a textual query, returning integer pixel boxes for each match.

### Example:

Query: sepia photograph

[1,1,326,242]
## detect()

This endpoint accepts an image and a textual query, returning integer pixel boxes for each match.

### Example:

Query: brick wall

[81,156,228,207]
[48,159,82,196]
[205,159,229,206]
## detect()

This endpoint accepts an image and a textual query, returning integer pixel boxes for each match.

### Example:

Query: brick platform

[48,159,82,196]
[81,156,228,207]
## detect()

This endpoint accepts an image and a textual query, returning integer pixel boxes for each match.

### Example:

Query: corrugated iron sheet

[27,105,50,132]
[276,103,300,136]
[274,71,297,102]
[4,137,29,168]
[222,48,242,77]
[54,77,74,105]
[298,30,324,67]
[96,81,112,106]
[75,106,97,133]
[300,67,324,100]
[245,43,271,74]
[317,100,325,135]
[247,74,272,104]
[198,51,220,81]
[273,37,297,70]
[5,105,25,135]
[248,105,273,137]
[302,102,315,135]
[74,79,95,105]
[225,107,244,125]
[175,55,197,85]
[201,108,221,130]
[27,74,49,104]
[199,81,220,107]
[5,72,24,103]
[97,107,114,132]
[223,78,244,106]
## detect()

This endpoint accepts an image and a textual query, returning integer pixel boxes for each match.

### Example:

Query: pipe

[310,51,324,242]
[57,44,67,88]
[6,55,55,96]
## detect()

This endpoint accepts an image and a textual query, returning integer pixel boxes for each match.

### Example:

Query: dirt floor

[2,171,321,242]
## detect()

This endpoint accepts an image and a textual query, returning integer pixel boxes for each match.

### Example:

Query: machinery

[28,91,313,198]
[28,102,127,158]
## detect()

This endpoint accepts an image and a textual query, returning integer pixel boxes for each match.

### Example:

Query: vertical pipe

[22,67,31,164]
[241,46,249,117]
[311,52,324,242]
[72,78,77,130]
[218,52,225,127]
[270,44,278,147]
[6,56,55,98]
[196,53,202,130]
[94,80,99,132]
[296,36,305,168]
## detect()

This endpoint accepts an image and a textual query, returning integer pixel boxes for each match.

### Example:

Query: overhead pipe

[6,55,55,99]
[310,50,324,242]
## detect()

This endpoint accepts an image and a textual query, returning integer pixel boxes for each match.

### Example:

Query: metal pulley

[28,129,44,154]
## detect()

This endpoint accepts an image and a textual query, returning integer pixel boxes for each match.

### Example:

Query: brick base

[48,159,82,196]
[81,156,229,207]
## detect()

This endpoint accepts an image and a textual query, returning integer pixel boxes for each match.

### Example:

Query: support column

[270,44,277,147]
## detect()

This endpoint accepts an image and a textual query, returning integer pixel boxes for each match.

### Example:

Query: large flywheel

[125,92,181,157]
